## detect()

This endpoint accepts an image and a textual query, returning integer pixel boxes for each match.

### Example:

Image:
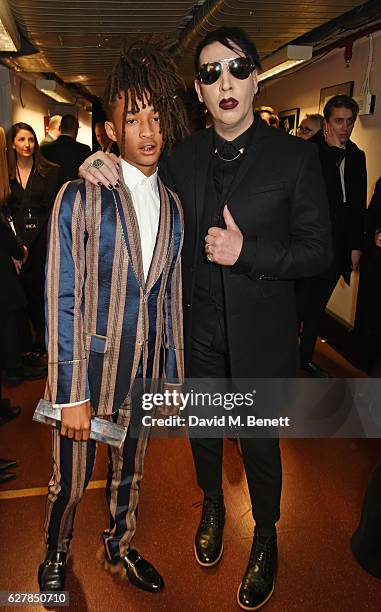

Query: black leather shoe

[194,495,225,566]
[237,530,277,610]
[0,459,17,471]
[38,550,67,592]
[301,361,329,378]
[119,549,163,592]
[0,471,16,484]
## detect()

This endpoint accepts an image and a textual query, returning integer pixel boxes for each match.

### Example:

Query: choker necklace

[214,146,244,162]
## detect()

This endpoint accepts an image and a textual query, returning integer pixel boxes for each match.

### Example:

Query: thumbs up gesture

[205,205,243,266]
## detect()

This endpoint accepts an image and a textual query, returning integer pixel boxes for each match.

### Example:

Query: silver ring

[92,159,104,169]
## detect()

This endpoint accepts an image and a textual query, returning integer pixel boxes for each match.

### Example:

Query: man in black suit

[295,95,367,377]
[79,27,331,610]
[41,114,91,188]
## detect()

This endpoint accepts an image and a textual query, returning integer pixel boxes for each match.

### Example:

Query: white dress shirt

[55,158,160,410]
[339,157,347,203]
[121,158,160,280]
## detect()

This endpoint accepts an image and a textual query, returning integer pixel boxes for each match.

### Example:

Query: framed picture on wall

[278,108,299,136]
[319,81,354,114]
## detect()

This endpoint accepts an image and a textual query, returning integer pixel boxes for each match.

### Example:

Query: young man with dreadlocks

[38,39,188,594]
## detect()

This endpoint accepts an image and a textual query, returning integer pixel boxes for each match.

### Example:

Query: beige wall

[256,31,381,326]
[9,72,92,147]
[10,72,50,141]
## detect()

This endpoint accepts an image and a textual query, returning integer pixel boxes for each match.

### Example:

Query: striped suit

[43,171,184,558]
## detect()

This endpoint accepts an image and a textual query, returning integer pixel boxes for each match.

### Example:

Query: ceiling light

[0,1,20,51]
[258,45,313,82]
[36,79,75,104]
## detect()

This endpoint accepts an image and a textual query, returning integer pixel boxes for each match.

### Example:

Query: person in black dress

[6,123,58,365]
[0,124,23,482]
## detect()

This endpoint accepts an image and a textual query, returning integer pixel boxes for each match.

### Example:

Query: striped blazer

[44,171,184,416]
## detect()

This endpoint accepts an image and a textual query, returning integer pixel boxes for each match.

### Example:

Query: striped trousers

[44,390,150,560]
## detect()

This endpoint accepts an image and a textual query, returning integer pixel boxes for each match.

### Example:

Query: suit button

[186,303,191,309]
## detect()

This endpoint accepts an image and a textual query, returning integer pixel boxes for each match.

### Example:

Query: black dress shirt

[192,121,257,347]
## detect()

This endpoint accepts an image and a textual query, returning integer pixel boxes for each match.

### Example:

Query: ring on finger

[92,159,105,169]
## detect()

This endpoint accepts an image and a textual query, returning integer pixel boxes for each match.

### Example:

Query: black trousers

[189,322,282,528]
[295,276,338,364]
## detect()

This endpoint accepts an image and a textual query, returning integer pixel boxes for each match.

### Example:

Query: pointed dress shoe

[194,495,225,566]
[100,548,163,592]
[0,471,16,484]
[0,459,17,471]
[237,530,277,610]
[38,550,67,592]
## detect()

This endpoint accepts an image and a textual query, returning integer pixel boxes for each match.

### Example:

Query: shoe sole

[236,582,274,610]
[194,542,224,567]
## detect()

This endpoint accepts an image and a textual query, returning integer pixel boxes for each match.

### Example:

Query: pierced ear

[105,121,117,142]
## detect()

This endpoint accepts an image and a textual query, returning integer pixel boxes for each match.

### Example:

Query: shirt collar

[120,157,159,195]
[213,119,257,153]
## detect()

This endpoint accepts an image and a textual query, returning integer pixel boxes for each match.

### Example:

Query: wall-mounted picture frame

[278,108,300,136]
[319,81,354,114]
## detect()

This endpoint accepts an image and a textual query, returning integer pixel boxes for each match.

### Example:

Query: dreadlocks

[103,38,189,153]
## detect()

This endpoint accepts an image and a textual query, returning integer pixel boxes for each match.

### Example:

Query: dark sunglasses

[197,56,255,85]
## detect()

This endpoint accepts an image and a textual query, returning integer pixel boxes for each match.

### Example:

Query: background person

[40,115,61,147]
[41,114,91,188]
[295,95,366,377]
[0,124,23,483]
[6,122,58,375]
[297,113,323,140]
[94,120,119,154]
[353,177,381,372]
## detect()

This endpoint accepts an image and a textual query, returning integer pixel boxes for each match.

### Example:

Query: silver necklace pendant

[214,147,244,162]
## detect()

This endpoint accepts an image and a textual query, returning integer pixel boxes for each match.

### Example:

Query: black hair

[103,38,189,152]
[323,95,359,121]
[194,27,261,73]
[60,114,79,133]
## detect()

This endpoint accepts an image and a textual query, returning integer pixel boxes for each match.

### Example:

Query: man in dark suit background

[78,27,331,610]
[41,114,91,188]
[295,95,367,377]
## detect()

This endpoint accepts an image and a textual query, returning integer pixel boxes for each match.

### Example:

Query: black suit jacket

[159,119,332,377]
[309,129,367,284]
[41,135,92,189]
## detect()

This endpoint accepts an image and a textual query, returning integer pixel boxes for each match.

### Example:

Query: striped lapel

[145,177,171,293]
[113,168,145,288]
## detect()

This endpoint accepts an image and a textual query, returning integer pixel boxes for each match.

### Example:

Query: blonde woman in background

[297,113,324,140]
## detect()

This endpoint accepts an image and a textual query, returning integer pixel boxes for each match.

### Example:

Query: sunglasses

[197,56,255,85]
